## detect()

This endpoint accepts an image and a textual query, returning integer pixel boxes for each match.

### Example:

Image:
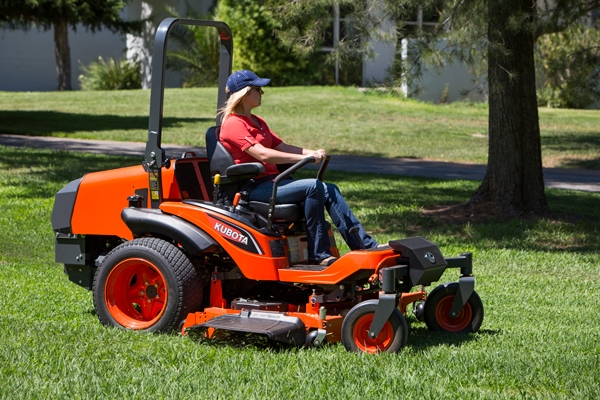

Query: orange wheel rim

[353,314,394,354]
[435,295,472,332]
[104,258,168,329]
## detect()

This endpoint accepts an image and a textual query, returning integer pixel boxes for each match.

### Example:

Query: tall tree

[266,0,600,216]
[470,0,546,214]
[470,0,600,215]
[0,0,140,90]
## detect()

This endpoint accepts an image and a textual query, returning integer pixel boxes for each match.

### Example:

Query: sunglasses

[249,86,264,93]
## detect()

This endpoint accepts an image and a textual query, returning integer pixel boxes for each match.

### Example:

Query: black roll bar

[143,18,233,208]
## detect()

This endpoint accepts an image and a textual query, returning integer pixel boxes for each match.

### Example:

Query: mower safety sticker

[149,173,159,200]
[207,215,261,254]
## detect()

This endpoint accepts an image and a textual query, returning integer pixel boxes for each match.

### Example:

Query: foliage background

[215,0,324,86]
[79,56,142,91]
[535,23,600,109]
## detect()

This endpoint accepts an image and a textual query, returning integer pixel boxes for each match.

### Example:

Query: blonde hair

[218,86,251,121]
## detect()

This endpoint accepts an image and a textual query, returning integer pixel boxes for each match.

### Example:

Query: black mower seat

[249,201,303,222]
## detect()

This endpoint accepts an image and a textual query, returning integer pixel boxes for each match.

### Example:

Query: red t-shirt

[220,114,283,179]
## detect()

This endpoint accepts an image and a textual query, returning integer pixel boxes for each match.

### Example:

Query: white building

[0,0,480,103]
[0,0,213,91]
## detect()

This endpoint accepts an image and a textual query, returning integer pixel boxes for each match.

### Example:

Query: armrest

[221,162,265,184]
[226,162,264,177]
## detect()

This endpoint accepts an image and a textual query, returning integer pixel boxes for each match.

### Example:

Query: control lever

[212,174,221,205]
[232,192,241,212]
[349,226,366,250]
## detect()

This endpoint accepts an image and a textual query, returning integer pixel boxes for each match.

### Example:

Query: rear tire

[424,282,484,333]
[92,237,203,332]
[341,300,408,354]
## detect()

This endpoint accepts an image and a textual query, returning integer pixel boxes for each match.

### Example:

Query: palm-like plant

[165,5,220,87]
[79,56,142,91]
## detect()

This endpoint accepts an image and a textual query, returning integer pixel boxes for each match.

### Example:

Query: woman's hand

[310,149,327,164]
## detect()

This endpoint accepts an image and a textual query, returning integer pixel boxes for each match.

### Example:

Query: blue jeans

[248,178,378,261]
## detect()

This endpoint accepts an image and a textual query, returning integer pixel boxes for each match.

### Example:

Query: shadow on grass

[406,326,500,352]
[327,147,389,158]
[542,134,600,170]
[0,110,212,136]
[542,133,600,152]
[560,157,600,170]
[327,148,432,160]
[185,329,295,352]
[0,145,137,198]
[86,309,97,317]
[183,325,500,353]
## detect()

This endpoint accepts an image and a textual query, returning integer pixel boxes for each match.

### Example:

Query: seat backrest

[206,126,235,177]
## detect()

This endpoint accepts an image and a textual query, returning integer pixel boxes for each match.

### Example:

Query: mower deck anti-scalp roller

[51,18,484,354]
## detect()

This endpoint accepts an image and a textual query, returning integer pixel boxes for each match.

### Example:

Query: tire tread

[92,237,203,332]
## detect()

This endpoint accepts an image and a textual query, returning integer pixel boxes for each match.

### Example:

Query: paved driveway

[1,134,599,192]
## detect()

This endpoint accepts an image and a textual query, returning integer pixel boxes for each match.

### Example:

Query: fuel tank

[51,165,181,239]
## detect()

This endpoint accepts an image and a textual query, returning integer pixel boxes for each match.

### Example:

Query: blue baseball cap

[226,70,270,94]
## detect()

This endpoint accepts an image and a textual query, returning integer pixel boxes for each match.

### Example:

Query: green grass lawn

[1,87,599,169]
[1,146,599,398]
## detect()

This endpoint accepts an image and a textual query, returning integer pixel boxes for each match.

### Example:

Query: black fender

[121,207,218,256]
[51,177,82,234]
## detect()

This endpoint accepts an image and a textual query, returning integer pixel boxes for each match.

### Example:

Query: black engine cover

[389,236,447,286]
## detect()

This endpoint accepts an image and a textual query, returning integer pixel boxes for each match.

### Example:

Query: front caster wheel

[424,282,484,333]
[341,300,408,354]
[92,237,203,332]
[305,329,327,348]
[413,301,425,322]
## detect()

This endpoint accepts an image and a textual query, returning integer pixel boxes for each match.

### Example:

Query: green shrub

[214,0,324,86]
[78,56,142,91]
[535,24,600,109]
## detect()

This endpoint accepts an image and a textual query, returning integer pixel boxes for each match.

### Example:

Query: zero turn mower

[51,18,483,353]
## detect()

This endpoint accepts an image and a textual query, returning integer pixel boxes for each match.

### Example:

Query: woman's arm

[275,142,327,160]
[245,143,326,164]
[275,142,313,156]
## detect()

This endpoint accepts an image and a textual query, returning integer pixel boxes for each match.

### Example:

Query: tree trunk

[471,0,549,216]
[54,19,72,91]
